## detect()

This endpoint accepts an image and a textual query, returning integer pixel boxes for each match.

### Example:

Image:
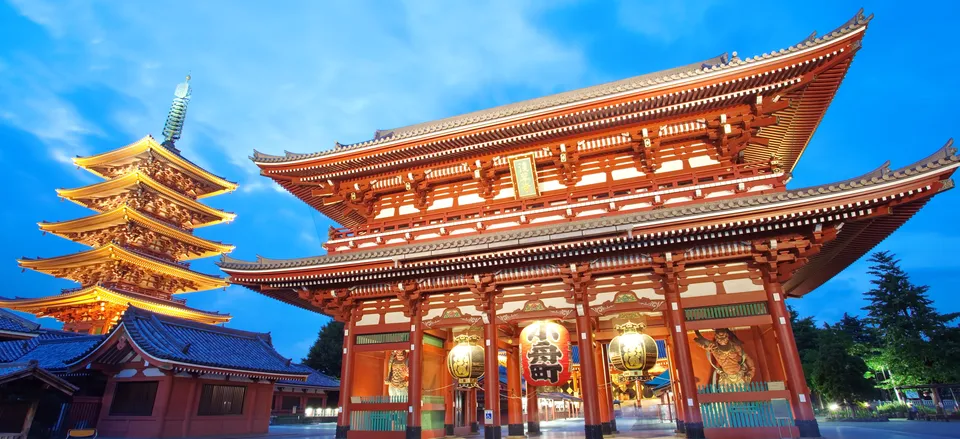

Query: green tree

[808,324,876,404]
[862,251,960,385]
[789,305,819,388]
[302,319,345,378]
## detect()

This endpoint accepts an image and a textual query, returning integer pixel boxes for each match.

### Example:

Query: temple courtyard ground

[211,418,960,439]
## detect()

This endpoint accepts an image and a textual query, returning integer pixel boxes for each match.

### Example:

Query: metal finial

[161,75,193,154]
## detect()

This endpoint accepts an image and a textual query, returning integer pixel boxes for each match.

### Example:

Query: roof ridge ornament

[161,75,192,155]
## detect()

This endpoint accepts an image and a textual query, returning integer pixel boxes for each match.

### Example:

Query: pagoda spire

[161,75,192,154]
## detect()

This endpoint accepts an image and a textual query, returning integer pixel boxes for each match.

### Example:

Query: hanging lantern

[447,334,484,388]
[520,321,572,386]
[608,321,658,381]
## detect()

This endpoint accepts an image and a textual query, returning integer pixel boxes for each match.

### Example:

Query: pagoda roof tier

[221,141,957,309]
[39,206,234,260]
[20,243,228,293]
[68,306,312,381]
[0,285,231,325]
[250,11,871,227]
[57,171,236,229]
[73,135,238,198]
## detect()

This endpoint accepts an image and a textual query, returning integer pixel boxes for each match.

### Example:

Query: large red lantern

[520,321,571,386]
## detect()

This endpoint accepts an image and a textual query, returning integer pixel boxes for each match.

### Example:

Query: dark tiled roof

[0,308,39,334]
[223,141,958,273]
[251,10,872,164]
[116,306,308,377]
[0,334,103,371]
[278,365,340,388]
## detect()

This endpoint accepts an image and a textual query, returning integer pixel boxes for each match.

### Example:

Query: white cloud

[5,0,586,190]
[617,0,721,43]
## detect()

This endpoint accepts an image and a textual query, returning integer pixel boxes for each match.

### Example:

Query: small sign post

[484,409,494,425]
[771,398,793,439]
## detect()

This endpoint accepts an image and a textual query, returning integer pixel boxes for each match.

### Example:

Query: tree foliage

[862,251,960,386]
[302,319,345,378]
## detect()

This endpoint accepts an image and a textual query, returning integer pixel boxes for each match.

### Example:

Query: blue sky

[1,1,958,360]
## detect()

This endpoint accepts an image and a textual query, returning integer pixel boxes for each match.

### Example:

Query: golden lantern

[608,321,658,381]
[447,334,485,388]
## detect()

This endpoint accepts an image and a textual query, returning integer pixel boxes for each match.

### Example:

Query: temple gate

[221,11,959,439]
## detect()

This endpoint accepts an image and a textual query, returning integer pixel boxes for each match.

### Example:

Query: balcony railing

[685,302,768,321]
[329,160,781,243]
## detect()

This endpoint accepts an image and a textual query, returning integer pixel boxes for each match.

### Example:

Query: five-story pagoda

[1,77,237,334]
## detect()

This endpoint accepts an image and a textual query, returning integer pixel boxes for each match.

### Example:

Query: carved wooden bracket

[750,224,838,284]
[474,159,497,200]
[299,287,356,322]
[466,273,500,313]
[404,171,431,210]
[549,142,581,186]
[651,252,686,297]
[629,130,660,174]
[394,280,424,317]
[559,262,595,304]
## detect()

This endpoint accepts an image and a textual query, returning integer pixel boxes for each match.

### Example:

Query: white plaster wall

[458,193,484,206]
[655,160,684,173]
[357,313,380,326]
[688,155,720,168]
[575,172,607,187]
[384,312,410,324]
[398,204,420,215]
[681,282,717,298]
[428,198,454,210]
[539,180,566,193]
[723,278,764,294]
[611,167,645,180]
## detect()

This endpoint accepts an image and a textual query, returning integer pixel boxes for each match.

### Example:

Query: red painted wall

[352,351,386,396]
[95,363,274,438]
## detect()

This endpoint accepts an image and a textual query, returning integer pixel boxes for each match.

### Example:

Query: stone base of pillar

[684,422,704,439]
[526,421,541,436]
[600,422,612,435]
[675,420,685,433]
[507,424,524,437]
[795,419,821,438]
[484,425,502,439]
[444,424,455,436]
[335,425,350,439]
[470,422,480,433]
[406,426,422,439]
[609,418,618,433]
[584,424,603,439]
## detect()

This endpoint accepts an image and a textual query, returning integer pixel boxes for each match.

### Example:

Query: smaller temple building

[0,306,332,438]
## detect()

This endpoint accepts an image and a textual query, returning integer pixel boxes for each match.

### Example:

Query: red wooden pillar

[506,346,524,438]
[526,387,540,436]
[483,305,502,439]
[575,304,603,439]
[181,377,199,437]
[601,344,618,433]
[468,388,479,433]
[444,341,455,437]
[593,344,611,435]
[665,337,685,433]
[336,317,357,439]
[663,283,704,439]
[409,300,425,439]
[764,278,820,437]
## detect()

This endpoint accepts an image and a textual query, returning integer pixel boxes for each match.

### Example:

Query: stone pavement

[226,418,960,439]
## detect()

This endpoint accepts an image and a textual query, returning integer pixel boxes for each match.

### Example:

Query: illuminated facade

[2,77,237,333]
[221,11,957,439]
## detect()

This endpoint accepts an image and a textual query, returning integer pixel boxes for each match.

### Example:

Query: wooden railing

[698,382,770,394]
[700,400,792,428]
[684,302,768,321]
[350,410,407,431]
[352,395,408,404]
[329,160,780,242]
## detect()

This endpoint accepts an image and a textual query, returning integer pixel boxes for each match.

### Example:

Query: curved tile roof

[278,365,340,388]
[252,10,872,165]
[0,308,39,335]
[105,306,307,377]
[222,140,957,272]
